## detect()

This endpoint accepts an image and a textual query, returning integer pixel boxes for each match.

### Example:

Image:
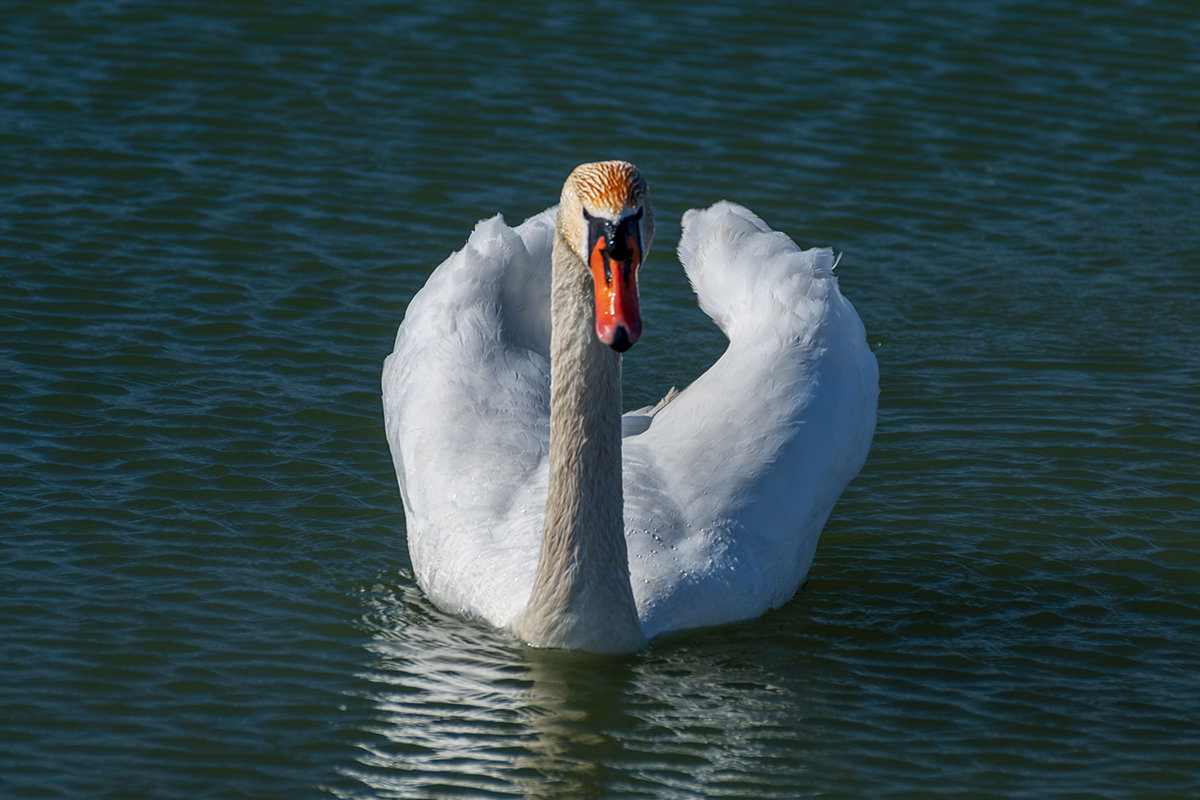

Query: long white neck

[513,229,645,653]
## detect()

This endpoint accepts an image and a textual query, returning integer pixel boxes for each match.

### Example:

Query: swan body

[383,162,878,653]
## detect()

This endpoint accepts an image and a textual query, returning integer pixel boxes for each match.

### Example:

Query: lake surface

[3,1,1198,797]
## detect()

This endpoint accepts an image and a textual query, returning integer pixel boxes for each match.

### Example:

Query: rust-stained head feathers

[558,160,654,261]
[567,161,647,218]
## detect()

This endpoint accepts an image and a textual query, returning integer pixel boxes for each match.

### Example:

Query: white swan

[382,161,878,653]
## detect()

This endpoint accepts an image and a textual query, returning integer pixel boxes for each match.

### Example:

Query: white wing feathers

[678,201,837,341]
[622,202,877,637]
[382,208,558,623]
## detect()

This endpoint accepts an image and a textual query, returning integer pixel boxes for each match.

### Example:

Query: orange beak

[587,211,643,352]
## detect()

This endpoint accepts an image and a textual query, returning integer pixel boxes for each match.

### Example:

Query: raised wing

[622,202,879,638]
[382,208,558,624]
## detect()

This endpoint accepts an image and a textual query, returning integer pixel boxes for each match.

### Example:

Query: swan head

[559,161,655,352]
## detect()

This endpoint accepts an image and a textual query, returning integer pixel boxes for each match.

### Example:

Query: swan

[382,161,878,653]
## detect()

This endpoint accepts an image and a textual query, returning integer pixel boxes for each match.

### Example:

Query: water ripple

[3,0,1198,797]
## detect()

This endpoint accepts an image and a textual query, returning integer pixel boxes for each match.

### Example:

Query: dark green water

[3,1,1198,797]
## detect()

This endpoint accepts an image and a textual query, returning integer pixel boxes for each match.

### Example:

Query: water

[2,1,1198,797]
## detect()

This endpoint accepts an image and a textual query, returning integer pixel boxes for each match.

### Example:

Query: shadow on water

[342,582,822,799]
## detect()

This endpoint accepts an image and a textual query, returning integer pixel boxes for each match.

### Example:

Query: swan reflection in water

[345,582,823,799]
